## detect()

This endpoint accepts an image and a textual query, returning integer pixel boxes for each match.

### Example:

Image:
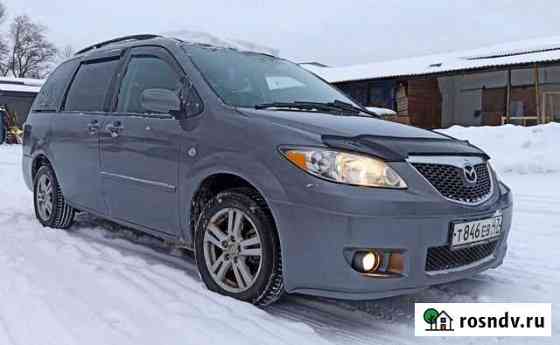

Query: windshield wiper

[255,101,361,115]
[255,100,380,118]
[254,102,337,112]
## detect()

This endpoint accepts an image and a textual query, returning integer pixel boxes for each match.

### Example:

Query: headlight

[279,147,407,189]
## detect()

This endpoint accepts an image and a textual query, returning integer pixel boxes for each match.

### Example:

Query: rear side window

[33,59,78,111]
[64,58,120,112]
[116,55,182,114]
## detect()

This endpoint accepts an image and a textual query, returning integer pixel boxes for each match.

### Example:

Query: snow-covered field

[0,124,558,345]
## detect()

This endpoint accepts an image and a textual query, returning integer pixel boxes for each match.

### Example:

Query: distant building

[0,77,44,127]
[304,36,560,129]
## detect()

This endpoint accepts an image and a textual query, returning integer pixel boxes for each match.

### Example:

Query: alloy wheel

[203,208,263,293]
[36,174,54,221]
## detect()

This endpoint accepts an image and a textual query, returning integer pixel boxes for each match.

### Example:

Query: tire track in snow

[68,218,434,345]
[66,217,420,345]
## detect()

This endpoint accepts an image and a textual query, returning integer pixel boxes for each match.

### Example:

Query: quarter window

[116,55,182,114]
[33,59,79,112]
[64,58,120,112]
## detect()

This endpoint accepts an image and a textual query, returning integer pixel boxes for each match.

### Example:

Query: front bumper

[270,162,513,300]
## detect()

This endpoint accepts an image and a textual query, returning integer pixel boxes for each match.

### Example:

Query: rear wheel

[194,188,283,305]
[33,165,75,229]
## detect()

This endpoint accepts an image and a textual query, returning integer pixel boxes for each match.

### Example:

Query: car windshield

[184,45,358,109]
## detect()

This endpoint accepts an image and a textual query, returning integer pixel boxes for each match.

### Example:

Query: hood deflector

[322,134,489,162]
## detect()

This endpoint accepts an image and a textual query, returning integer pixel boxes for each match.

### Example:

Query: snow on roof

[304,36,560,83]
[0,77,44,87]
[0,84,41,93]
[0,77,44,94]
[163,30,279,56]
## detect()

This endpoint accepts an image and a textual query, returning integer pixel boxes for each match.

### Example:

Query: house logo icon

[423,308,455,331]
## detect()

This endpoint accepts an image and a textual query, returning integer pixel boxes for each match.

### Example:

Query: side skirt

[66,201,194,251]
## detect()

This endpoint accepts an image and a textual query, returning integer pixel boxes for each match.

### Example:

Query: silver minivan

[23,34,513,305]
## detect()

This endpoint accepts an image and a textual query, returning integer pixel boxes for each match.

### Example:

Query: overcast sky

[3,0,560,66]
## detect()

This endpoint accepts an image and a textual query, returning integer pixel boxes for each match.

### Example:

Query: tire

[194,188,284,306]
[33,164,75,229]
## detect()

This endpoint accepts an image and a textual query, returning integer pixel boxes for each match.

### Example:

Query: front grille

[425,241,498,272]
[412,162,492,204]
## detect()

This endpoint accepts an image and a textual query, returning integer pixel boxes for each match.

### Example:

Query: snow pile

[438,123,560,175]
[366,107,396,116]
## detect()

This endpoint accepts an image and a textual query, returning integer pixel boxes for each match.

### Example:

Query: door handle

[87,120,101,135]
[105,121,123,138]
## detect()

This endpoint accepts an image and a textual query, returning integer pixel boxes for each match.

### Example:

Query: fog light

[353,251,381,273]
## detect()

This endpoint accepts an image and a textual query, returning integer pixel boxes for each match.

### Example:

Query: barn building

[304,36,560,129]
[0,77,44,127]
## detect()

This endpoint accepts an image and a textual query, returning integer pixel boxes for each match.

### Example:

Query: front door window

[116,55,182,115]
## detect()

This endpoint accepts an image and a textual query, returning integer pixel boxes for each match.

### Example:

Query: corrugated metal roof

[304,36,560,83]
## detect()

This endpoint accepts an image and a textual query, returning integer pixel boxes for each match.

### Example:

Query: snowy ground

[0,124,558,345]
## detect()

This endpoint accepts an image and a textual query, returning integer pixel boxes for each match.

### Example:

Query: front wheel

[33,165,75,229]
[194,188,283,306]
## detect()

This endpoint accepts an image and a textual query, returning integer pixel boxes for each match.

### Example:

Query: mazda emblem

[463,164,478,184]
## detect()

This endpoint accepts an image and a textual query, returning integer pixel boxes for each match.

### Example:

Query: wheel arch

[31,153,52,180]
[189,171,282,245]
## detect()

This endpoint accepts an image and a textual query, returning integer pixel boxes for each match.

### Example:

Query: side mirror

[140,88,181,115]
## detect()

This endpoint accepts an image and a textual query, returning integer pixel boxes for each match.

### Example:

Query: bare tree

[0,2,5,21]
[7,15,58,78]
[0,2,9,76]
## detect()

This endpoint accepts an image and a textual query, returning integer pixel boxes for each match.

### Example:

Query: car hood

[241,108,488,161]
[241,108,442,138]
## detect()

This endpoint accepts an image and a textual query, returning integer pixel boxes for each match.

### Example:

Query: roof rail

[75,34,161,55]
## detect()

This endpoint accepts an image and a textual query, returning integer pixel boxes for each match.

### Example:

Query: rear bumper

[271,171,513,300]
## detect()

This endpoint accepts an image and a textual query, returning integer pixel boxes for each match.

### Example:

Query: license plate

[450,216,503,249]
